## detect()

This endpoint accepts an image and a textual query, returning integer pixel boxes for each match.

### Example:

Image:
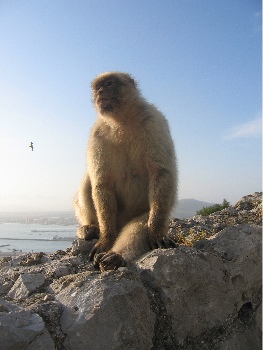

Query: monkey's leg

[96,214,150,270]
[96,213,177,271]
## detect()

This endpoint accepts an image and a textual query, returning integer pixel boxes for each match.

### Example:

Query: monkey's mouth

[97,97,111,108]
[98,97,109,103]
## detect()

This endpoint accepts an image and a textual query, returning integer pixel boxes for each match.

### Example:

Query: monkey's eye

[105,80,114,87]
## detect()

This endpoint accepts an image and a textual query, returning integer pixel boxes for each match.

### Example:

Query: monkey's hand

[94,251,127,271]
[77,224,100,240]
[88,238,114,261]
[149,237,178,250]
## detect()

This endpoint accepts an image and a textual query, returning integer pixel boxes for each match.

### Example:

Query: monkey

[74,72,177,271]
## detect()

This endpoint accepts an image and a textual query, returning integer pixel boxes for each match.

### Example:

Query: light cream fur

[74,72,177,262]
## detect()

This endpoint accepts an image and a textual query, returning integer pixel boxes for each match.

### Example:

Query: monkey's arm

[147,163,175,248]
[74,173,99,240]
[89,177,118,259]
[87,125,120,259]
[146,120,177,249]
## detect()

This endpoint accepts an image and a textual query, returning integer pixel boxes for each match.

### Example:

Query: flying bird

[29,142,34,151]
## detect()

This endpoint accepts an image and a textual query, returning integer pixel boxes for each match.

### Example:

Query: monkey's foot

[149,237,178,250]
[77,224,100,240]
[88,239,114,261]
[94,251,127,271]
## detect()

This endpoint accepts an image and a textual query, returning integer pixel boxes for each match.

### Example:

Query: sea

[0,223,77,255]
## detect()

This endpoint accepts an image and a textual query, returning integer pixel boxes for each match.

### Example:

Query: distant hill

[172,199,216,219]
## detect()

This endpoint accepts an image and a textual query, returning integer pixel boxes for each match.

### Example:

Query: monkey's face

[92,78,122,114]
[91,72,137,116]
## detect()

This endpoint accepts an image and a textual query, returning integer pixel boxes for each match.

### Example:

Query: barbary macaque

[74,72,177,270]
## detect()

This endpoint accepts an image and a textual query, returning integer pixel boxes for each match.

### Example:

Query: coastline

[0,251,27,258]
[0,223,76,256]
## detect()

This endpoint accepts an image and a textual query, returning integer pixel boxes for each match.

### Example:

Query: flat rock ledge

[0,196,262,350]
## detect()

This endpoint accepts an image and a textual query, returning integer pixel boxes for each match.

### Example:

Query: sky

[0,0,261,212]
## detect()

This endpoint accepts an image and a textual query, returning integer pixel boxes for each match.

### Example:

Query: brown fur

[74,72,177,270]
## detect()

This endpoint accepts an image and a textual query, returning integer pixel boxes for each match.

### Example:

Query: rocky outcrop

[0,193,261,350]
[169,192,262,245]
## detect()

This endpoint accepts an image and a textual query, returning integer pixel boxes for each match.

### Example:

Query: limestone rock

[8,272,45,300]
[0,298,55,350]
[194,224,262,300]
[0,192,261,349]
[169,191,262,242]
[137,223,261,348]
[51,270,155,350]
[69,238,96,255]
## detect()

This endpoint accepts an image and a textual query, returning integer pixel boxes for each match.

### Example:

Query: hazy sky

[0,0,261,212]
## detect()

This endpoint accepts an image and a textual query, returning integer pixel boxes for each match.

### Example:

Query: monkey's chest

[117,162,149,209]
[91,135,148,184]
[112,146,148,180]
[114,162,149,214]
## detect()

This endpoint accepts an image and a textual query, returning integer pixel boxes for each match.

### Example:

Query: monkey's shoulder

[90,122,110,139]
[140,113,172,148]
[140,103,170,127]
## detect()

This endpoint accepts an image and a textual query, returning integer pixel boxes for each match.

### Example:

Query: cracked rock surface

[0,193,261,350]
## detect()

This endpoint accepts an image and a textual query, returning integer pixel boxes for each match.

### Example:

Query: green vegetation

[196,199,230,216]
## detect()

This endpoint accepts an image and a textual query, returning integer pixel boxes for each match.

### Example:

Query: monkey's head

[91,72,138,116]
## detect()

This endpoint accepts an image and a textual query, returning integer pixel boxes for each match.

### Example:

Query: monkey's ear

[128,77,138,89]
[130,78,136,86]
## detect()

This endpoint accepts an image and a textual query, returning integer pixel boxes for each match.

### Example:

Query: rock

[8,273,45,300]
[0,193,261,349]
[51,270,155,350]
[28,300,65,347]
[0,274,15,295]
[169,191,262,243]
[0,298,55,350]
[26,328,56,350]
[137,223,261,348]
[194,224,262,300]
[234,192,262,211]
[18,252,48,266]
[138,247,234,342]
[69,238,96,255]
